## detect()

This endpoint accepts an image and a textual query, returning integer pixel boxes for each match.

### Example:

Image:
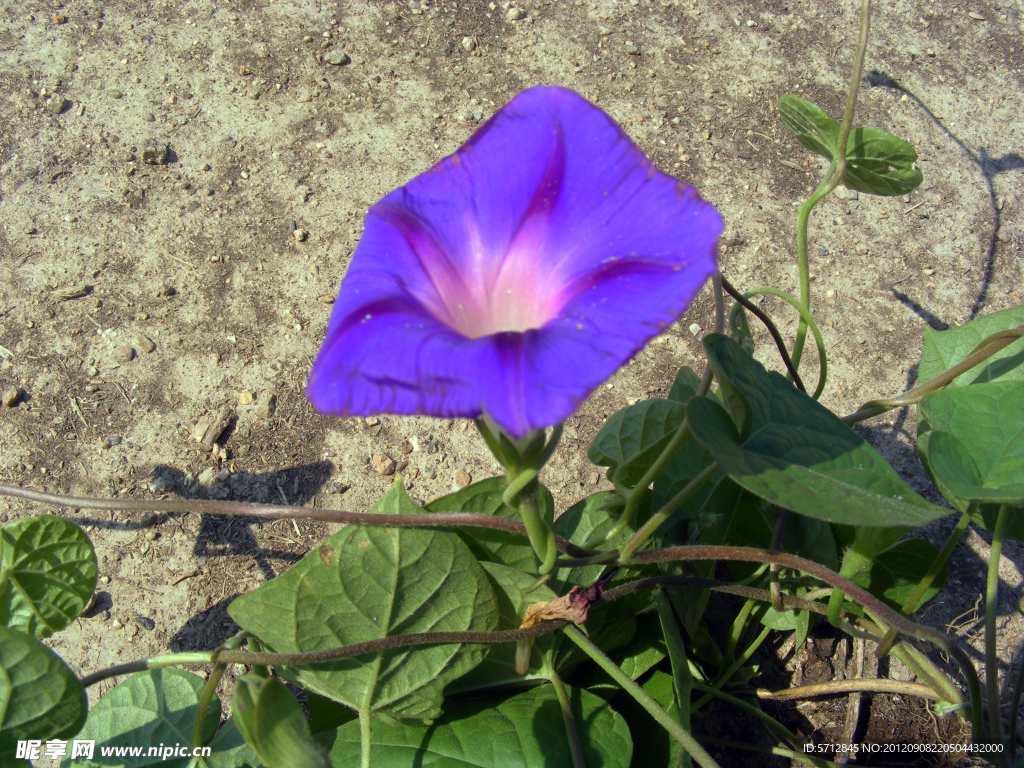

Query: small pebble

[142,142,169,165]
[238,391,254,405]
[455,469,472,488]
[100,575,110,585]
[506,7,526,21]
[923,268,936,276]
[689,323,701,336]
[110,618,123,630]
[589,472,600,485]
[855,244,868,255]
[140,511,159,527]
[255,394,277,418]
[133,615,156,631]
[148,476,173,493]
[461,36,476,52]
[365,416,380,426]
[135,334,156,353]
[293,228,308,242]
[1,388,20,407]
[145,529,159,541]
[373,454,396,476]
[101,435,122,449]
[324,49,351,66]
[198,466,218,486]
[624,41,640,55]
[113,344,135,363]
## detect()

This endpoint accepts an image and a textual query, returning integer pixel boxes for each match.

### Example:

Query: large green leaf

[0,627,86,759]
[229,482,498,722]
[445,562,556,694]
[919,382,1024,505]
[778,95,922,196]
[62,669,231,768]
[425,478,552,572]
[0,516,97,638]
[688,334,948,527]
[918,305,1024,387]
[320,685,632,767]
[232,675,329,768]
[588,399,687,486]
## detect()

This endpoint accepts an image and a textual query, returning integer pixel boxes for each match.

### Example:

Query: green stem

[692,626,771,712]
[655,590,693,768]
[618,461,719,561]
[359,711,372,768]
[192,635,244,749]
[877,510,973,657]
[689,681,803,752]
[79,653,214,688]
[1009,649,1024,757]
[987,504,1010,748]
[564,626,722,768]
[731,286,828,398]
[791,0,871,373]
[548,663,586,768]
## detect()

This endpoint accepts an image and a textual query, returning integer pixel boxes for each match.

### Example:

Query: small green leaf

[554,491,652,587]
[425,478,552,572]
[233,675,329,768]
[62,669,219,768]
[687,334,948,527]
[844,126,923,197]
[229,481,498,722]
[320,685,632,768]
[918,304,1024,387]
[778,95,839,161]
[0,516,97,638]
[852,539,946,611]
[0,627,86,759]
[588,399,687,486]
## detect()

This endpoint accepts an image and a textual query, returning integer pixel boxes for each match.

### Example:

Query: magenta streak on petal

[374,202,479,331]
[555,256,679,308]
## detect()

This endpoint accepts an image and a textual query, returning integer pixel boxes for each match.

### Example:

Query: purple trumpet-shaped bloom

[307,85,722,438]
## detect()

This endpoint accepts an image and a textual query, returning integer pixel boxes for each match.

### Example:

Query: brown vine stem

[756,679,941,702]
[628,544,986,746]
[842,325,1024,425]
[0,483,596,558]
[78,620,570,689]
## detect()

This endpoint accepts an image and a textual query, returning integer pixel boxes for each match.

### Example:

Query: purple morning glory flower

[307,85,722,438]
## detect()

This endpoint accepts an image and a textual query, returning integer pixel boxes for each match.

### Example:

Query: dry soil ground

[1,0,1022,765]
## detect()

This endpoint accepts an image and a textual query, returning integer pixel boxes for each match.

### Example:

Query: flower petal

[307,85,722,437]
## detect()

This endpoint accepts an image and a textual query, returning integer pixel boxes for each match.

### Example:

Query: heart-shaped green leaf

[687,334,948,527]
[0,627,86,759]
[425,478,552,572]
[320,685,632,767]
[229,481,498,722]
[919,304,1024,387]
[588,399,687,486]
[233,675,329,768]
[61,669,233,768]
[0,516,97,638]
